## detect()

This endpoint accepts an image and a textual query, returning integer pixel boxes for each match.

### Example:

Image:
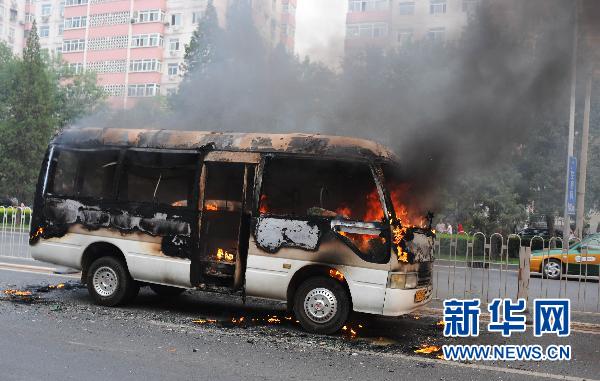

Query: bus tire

[150,284,185,298]
[87,256,139,306]
[293,276,350,334]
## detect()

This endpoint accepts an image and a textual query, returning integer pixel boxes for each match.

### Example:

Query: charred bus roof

[52,128,397,161]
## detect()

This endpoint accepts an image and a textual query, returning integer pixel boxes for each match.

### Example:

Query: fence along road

[1,207,598,312]
[0,206,32,259]
[433,232,600,313]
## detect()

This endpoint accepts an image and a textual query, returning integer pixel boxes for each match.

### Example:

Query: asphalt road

[0,260,599,381]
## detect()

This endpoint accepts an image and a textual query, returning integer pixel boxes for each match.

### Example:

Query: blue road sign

[567,156,577,215]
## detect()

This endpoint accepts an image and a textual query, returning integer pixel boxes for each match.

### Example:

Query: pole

[575,69,592,238]
[563,2,578,253]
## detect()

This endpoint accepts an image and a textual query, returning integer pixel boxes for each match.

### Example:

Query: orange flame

[3,289,32,296]
[341,324,362,339]
[329,269,345,281]
[216,248,235,262]
[414,344,442,354]
[259,194,268,214]
[205,203,218,211]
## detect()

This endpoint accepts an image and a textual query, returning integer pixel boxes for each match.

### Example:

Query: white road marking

[0,263,80,279]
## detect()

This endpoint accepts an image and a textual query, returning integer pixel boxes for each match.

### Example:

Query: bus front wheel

[293,276,350,334]
[87,256,139,306]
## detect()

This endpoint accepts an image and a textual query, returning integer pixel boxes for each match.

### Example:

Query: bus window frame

[46,145,123,201]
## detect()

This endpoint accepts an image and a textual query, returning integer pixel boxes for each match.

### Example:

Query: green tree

[0,22,56,203]
[180,0,221,81]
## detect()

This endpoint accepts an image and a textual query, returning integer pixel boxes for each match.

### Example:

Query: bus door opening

[198,160,256,289]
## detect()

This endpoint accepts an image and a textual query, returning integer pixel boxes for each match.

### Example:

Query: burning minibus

[29,128,434,334]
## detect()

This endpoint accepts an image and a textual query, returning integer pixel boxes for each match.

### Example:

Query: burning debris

[3,289,33,296]
[215,248,235,263]
[341,324,364,340]
[414,344,442,355]
[192,319,218,324]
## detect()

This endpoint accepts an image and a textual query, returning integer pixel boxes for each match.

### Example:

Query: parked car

[517,227,562,249]
[530,233,600,279]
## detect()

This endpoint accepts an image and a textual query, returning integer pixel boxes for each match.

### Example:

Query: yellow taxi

[530,233,600,279]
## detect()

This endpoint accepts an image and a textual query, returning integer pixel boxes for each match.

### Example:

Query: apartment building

[252,0,296,52]
[0,0,26,54]
[1,0,297,107]
[345,0,479,51]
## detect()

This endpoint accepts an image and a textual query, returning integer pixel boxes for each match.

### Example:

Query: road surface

[0,259,599,381]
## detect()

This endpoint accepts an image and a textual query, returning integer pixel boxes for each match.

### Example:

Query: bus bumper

[381,285,433,316]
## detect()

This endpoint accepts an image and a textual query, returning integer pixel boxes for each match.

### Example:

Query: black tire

[542,258,562,280]
[149,284,186,298]
[293,276,350,335]
[87,256,139,306]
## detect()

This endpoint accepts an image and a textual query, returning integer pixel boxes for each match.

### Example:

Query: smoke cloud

[77,0,575,214]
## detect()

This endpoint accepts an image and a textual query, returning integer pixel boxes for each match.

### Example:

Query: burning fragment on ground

[414,343,444,359]
[35,281,85,293]
[2,288,37,303]
[341,324,364,340]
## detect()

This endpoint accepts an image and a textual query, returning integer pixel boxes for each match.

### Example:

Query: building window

[131,33,163,48]
[427,27,445,41]
[170,13,182,26]
[39,25,50,37]
[346,23,388,39]
[64,16,87,29]
[127,83,160,97]
[397,28,413,44]
[398,1,415,15]
[167,63,178,76]
[65,0,88,6]
[348,0,388,12]
[129,59,161,72]
[69,62,84,74]
[192,11,202,24]
[62,39,86,52]
[136,9,164,23]
[58,24,64,35]
[169,38,179,51]
[429,0,446,14]
[25,13,34,23]
[9,9,17,22]
[41,4,52,16]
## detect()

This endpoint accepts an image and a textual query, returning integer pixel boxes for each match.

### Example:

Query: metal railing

[432,232,600,313]
[0,206,32,259]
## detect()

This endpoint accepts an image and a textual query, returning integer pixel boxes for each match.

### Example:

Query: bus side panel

[245,243,388,315]
[32,230,192,288]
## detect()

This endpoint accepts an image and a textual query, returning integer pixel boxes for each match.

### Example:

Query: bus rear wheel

[293,276,350,334]
[87,256,139,306]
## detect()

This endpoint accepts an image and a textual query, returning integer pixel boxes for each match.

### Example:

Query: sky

[294,0,347,69]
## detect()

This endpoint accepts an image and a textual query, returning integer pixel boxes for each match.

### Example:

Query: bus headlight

[388,273,418,289]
